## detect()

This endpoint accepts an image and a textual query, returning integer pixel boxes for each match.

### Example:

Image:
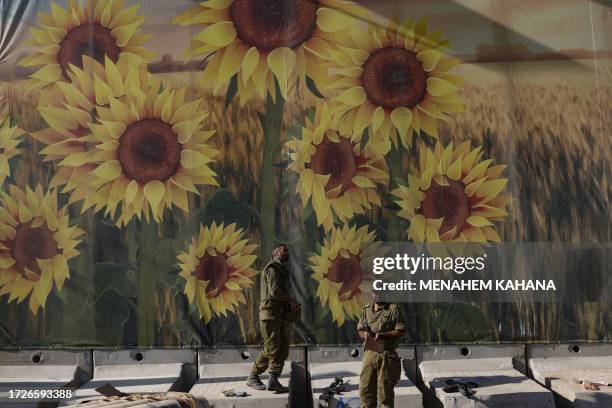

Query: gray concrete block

[60,349,197,406]
[308,346,422,408]
[528,344,612,407]
[0,349,92,408]
[190,347,303,408]
[419,345,554,408]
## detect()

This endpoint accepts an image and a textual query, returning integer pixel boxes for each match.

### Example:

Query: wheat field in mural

[1,58,609,345]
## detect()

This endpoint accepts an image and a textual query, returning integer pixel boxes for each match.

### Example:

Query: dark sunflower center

[362,47,427,110]
[193,253,232,296]
[12,223,58,279]
[308,136,361,194]
[118,119,181,184]
[229,0,318,51]
[58,23,121,78]
[420,179,470,239]
[327,255,362,299]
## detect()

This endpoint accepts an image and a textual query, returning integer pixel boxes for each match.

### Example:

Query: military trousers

[359,349,402,408]
[251,318,291,376]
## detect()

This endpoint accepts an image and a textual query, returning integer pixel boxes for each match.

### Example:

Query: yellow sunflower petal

[31,64,62,83]
[427,77,459,97]
[317,7,356,32]
[195,21,237,48]
[91,160,122,180]
[267,47,296,97]
[143,180,165,218]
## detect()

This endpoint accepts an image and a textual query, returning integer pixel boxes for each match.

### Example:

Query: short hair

[272,244,288,257]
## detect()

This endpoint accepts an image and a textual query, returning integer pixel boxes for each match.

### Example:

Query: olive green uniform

[357,303,406,408]
[251,258,292,376]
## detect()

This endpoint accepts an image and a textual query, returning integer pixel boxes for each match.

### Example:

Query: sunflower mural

[392,141,510,243]
[0,0,607,348]
[57,60,219,226]
[0,185,84,315]
[32,57,146,199]
[287,102,388,231]
[173,0,368,103]
[310,224,385,326]
[0,118,24,185]
[318,18,463,153]
[19,0,152,99]
[177,222,258,323]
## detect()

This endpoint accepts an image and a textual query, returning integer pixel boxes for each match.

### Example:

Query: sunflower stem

[137,219,158,346]
[387,145,404,241]
[258,85,285,263]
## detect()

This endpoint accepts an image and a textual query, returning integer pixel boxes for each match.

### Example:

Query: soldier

[357,293,406,408]
[246,244,301,393]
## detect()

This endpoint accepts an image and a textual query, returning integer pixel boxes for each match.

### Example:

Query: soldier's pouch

[382,352,402,384]
[259,301,284,320]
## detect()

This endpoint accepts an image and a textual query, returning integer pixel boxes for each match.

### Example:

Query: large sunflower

[286,102,388,231]
[0,117,24,185]
[63,63,219,226]
[173,0,367,103]
[392,141,510,243]
[0,185,84,314]
[19,0,152,95]
[178,222,258,323]
[318,18,463,153]
[310,224,384,326]
[32,57,146,200]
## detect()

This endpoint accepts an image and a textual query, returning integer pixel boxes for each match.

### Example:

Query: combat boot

[246,372,266,390]
[267,374,289,393]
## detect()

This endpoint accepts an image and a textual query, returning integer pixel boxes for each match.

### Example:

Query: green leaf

[302,201,314,222]
[306,76,324,98]
[153,239,181,288]
[92,262,138,299]
[201,188,261,233]
[305,106,316,122]
[225,74,238,107]
[384,203,401,210]
[272,160,289,168]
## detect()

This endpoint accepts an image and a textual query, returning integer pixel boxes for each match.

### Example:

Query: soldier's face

[279,246,290,261]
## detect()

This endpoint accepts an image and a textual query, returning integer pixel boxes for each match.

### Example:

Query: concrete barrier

[418,345,554,408]
[528,343,612,407]
[60,349,197,406]
[308,346,422,408]
[190,347,304,408]
[0,349,92,408]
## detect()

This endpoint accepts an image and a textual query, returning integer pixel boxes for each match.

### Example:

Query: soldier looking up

[246,244,300,393]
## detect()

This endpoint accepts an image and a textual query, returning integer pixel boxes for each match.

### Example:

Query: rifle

[318,377,349,407]
[443,379,479,397]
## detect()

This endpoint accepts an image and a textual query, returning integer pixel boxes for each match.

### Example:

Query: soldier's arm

[358,328,370,340]
[376,307,406,340]
[356,309,370,340]
[266,267,291,303]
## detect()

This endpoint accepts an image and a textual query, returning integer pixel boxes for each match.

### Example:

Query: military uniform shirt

[357,303,406,350]
[259,258,290,320]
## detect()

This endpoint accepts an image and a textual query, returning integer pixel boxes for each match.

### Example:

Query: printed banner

[0,0,610,347]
